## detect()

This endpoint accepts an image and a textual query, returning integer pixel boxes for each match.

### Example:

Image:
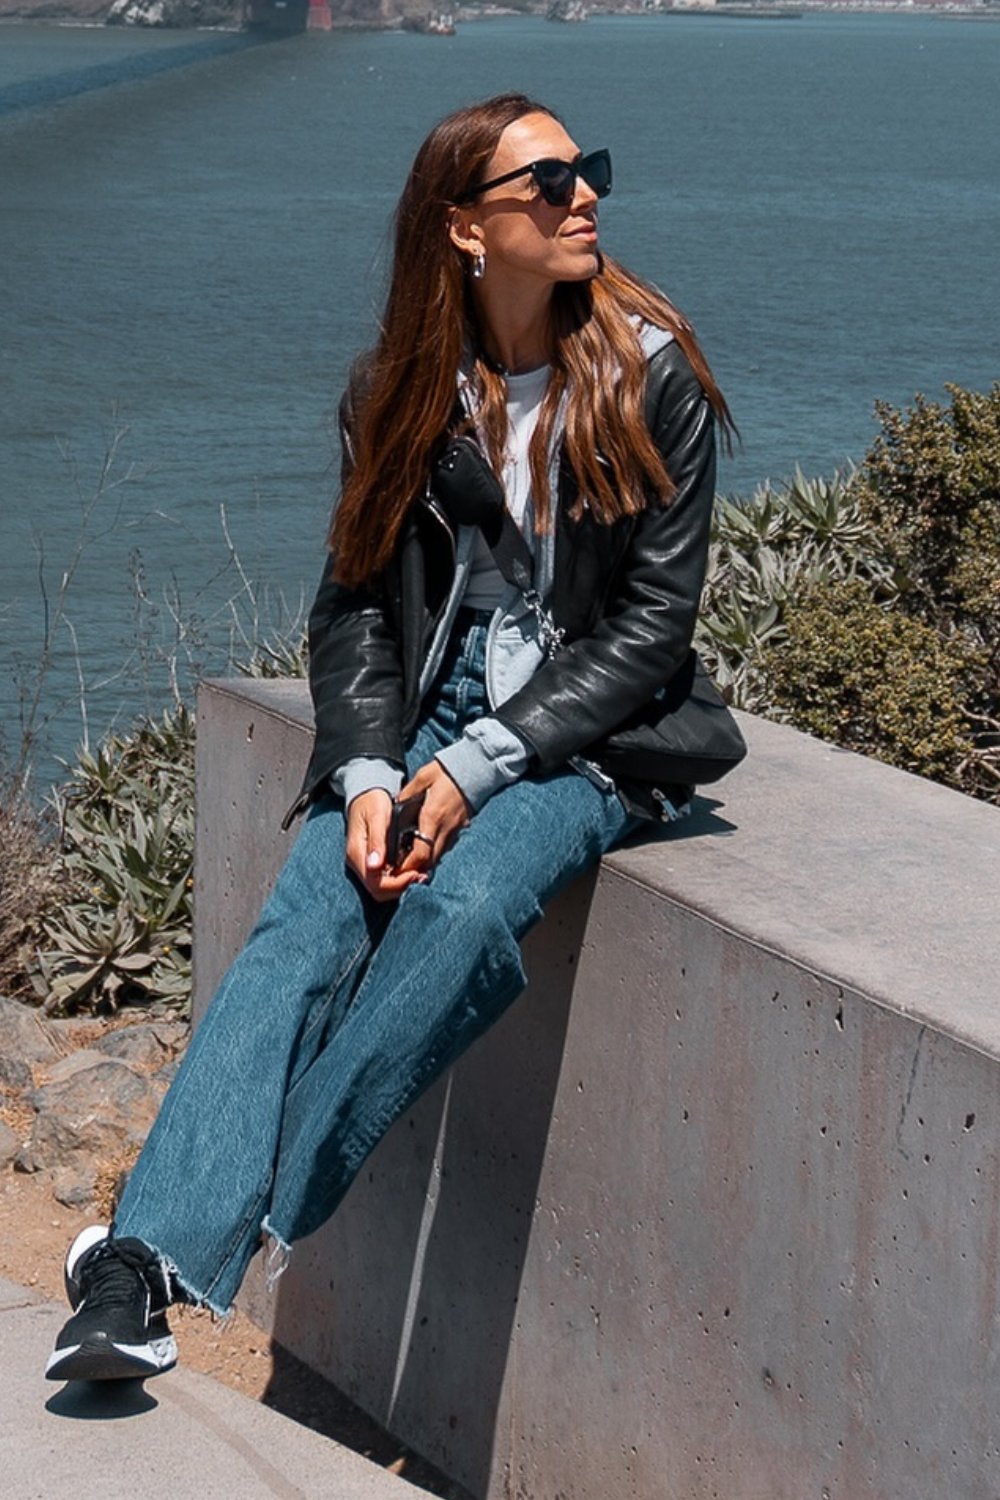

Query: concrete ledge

[195,677,1000,1500]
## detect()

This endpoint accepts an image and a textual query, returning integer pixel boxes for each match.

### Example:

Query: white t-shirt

[463,364,550,611]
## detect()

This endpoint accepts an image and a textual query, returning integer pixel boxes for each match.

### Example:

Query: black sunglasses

[455,148,612,209]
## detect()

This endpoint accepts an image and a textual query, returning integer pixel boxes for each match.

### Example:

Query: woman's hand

[345,789,422,903]
[344,763,471,902]
[394,760,472,875]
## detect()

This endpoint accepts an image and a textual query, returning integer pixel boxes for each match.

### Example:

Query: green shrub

[853,383,1000,657]
[759,580,977,788]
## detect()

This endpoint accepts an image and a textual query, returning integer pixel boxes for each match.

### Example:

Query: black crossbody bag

[432,435,747,804]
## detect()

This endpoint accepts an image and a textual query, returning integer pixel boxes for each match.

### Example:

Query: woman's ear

[448,206,483,260]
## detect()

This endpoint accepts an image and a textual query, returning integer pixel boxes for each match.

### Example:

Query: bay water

[1,14,998,776]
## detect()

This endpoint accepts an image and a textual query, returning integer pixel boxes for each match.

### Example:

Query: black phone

[386,791,427,866]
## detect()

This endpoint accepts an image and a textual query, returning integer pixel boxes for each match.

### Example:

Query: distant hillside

[0,0,241,22]
[0,0,492,25]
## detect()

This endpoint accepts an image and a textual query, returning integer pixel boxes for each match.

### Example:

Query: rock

[153,1057,182,1089]
[106,0,241,25]
[95,1022,186,1073]
[52,1165,99,1211]
[0,997,61,1066]
[46,1018,106,1047]
[0,1120,19,1169]
[32,1049,110,1089]
[107,0,167,23]
[0,1055,33,1091]
[0,999,185,1198]
[27,1058,162,1172]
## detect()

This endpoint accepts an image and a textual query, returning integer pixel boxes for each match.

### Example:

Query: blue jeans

[113,613,636,1314]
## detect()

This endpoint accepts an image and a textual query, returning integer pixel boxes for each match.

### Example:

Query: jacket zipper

[420,490,457,568]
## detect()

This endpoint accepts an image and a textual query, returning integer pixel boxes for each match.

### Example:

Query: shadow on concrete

[666,795,739,840]
[45,1379,158,1420]
[618,794,739,847]
[262,1342,470,1499]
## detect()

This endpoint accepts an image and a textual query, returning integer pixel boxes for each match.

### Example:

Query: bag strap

[490,507,565,657]
[433,435,564,655]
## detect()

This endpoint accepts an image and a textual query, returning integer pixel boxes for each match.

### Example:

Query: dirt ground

[0,1151,471,1499]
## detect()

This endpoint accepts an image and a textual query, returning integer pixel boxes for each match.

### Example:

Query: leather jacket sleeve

[492,341,716,773]
[304,387,407,786]
[306,564,407,779]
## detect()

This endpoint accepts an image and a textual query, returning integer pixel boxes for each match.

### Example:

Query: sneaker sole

[45,1332,177,1383]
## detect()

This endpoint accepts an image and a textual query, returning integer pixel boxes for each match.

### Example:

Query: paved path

[0,1276,425,1500]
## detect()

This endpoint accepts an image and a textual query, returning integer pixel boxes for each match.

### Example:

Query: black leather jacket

[291,337,716,823]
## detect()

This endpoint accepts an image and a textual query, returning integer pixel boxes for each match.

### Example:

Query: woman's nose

[571,174,598,212]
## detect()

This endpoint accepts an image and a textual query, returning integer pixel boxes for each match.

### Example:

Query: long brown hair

[331,93,733,588]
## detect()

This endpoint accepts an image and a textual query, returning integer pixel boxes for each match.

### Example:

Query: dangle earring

[471,248,486,281]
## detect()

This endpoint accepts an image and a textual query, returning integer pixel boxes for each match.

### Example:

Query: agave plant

[34,902,191,1014]
[699,469,895,709]
[235,629,308,680]
[36,705,195,1015]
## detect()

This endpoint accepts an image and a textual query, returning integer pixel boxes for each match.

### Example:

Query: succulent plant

[696,467,895,710]
[36,706,195,1016]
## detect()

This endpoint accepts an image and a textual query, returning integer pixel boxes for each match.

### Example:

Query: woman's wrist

[433,717,533,811]
[335,757,405,809]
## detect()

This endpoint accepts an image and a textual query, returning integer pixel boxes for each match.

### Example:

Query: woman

[45,92,731,1383]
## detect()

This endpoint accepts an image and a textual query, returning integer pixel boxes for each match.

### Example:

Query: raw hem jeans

[113,613,637,1315]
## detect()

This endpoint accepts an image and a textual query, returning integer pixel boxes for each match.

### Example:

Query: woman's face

[454,112,601,290]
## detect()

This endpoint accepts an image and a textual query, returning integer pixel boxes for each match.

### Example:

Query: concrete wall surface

[194,677,1000,1500]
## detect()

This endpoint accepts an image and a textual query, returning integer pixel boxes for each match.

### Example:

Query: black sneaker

[45,1227,178,1382]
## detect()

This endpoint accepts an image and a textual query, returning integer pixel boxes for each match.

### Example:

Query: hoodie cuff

[332,757,405,809]
[435,717,533,812]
